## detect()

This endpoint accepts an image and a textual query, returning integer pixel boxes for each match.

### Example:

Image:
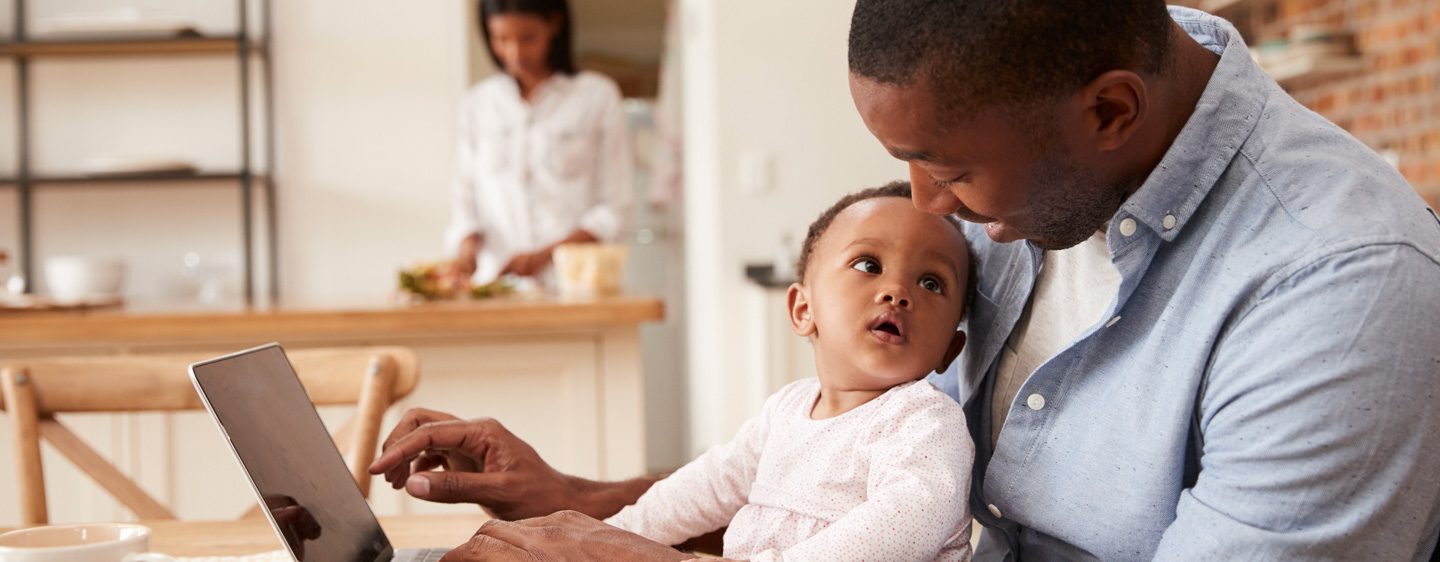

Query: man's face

[799,197,968,390]
[848,73,1128,250]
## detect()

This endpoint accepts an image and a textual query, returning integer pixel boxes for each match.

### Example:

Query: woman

[446,0,632,285]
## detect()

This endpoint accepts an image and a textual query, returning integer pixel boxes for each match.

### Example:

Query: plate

[81,156,199,176]
[35,10,198,38]
[0,293,123,312]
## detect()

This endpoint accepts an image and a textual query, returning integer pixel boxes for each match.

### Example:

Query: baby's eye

[920,277,944,294]
[852,259,881,274]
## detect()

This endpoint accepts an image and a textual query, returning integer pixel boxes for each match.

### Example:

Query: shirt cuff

[578,207,621,242]
[444,222,481,255]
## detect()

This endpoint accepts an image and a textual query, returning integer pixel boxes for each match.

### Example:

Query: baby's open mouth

[868,312,907,344]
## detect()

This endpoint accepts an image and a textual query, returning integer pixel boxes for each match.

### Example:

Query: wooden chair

[0,346,419,527]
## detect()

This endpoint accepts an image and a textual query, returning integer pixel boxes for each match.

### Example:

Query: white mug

[0,523,174,562]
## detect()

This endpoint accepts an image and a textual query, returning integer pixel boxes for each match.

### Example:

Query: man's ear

[787,283,816,337]
[1077,69,1147,152]
[935,330,967,373]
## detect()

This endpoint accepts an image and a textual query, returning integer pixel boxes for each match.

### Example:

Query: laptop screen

[191,345,392,562]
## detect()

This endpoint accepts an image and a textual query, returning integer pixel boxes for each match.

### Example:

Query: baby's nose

[882,292,910,308]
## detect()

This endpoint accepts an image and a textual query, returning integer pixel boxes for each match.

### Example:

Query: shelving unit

[0,172,256,186]
[1194,0,1369,90]
[1198,0,1254,12]
[1264,52,1366,85]
[0,0,276,304]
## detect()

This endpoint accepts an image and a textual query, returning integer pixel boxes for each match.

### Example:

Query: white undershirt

[991,229,1122,446]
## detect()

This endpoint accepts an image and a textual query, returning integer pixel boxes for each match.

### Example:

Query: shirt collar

[1117,7,1270,243]
[498,71,576,104]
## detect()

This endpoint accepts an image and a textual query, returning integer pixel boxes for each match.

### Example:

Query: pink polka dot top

[606,378,974,561]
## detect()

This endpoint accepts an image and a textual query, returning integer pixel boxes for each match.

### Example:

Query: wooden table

[145,514,490,557]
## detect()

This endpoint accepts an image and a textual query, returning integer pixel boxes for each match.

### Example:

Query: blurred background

[0,0,1435,527]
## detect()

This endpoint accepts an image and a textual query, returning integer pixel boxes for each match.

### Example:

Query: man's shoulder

[1227,91,1440,265]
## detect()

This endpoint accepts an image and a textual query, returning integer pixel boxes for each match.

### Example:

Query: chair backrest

[0,346,419,527]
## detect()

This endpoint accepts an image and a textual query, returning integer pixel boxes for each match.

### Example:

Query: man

[371,2,1440,560]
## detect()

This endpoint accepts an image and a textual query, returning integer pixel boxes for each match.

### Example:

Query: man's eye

[852,259,881,274]
[930,174,964,188]
[920,278,943,294]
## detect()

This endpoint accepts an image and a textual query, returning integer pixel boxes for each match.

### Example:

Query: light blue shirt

[930,7,1440,561]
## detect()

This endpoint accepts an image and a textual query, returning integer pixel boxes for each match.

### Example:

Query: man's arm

[370,409,658,521]
[1153,244,1440,560]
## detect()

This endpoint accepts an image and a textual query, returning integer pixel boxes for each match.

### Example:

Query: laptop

[189,343,451,562]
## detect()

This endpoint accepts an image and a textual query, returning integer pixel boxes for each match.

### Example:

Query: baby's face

[793,197,970,390]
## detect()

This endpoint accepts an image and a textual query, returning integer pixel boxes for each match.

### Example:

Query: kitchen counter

[0,294,664,525]
[0,295,664,348]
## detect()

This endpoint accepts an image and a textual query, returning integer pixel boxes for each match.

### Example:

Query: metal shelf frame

[3,0,278,304]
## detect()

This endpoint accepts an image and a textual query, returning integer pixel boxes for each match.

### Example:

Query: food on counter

[398,260,515,300]
[470,278,516,299]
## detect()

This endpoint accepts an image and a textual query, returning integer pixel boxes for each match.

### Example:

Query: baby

[606,181,976,561]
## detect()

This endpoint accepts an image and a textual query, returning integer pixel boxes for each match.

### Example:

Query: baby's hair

[796,180,978,317]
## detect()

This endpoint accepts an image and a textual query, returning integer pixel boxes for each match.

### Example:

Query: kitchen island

[0,295,663,525]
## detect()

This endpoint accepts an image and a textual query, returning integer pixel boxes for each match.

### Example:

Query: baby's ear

[935,330,967,373]
[787,283,816,337]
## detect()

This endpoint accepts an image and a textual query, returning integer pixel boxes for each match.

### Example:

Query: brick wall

[1173,0,1440,205]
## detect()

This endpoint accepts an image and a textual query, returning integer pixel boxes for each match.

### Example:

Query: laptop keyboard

[395,548,451,562]
[176,548,451,562]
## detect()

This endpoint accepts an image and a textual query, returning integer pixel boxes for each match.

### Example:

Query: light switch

[738,150,773,195]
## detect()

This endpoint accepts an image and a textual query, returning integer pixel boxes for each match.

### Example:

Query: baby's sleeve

[751,385,975,562]
[604,384,786,546]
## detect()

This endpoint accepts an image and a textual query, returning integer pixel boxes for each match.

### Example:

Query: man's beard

[1022,146,1135,251]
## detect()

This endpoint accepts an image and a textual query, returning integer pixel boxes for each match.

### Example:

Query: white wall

[680,0,908,455]
[271,0,466,305]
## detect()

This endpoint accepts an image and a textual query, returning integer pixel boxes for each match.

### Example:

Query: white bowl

[44,256,125,303]
[0,523,169,562]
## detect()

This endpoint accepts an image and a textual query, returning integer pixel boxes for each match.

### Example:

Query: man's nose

[908,164,963,216]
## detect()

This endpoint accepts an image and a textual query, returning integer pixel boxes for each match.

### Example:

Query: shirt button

[1119,218,1138,237]
[988,504,1003,519]
[1106,316,1121,327]
[1027,393,1045,410]
[1162,214,1177,230]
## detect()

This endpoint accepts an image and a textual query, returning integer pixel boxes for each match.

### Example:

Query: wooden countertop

[0,295,664,347]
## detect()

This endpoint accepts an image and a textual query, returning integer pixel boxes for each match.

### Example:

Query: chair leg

[347,355,396,498]
[38,419,176,520]
[2,368,49,526]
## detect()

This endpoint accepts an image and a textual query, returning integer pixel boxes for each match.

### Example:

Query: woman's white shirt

[446,70,633,283]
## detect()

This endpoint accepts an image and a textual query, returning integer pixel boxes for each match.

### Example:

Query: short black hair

[478,0,577,76]
[849,0,1174,123]
[797,181,978,318]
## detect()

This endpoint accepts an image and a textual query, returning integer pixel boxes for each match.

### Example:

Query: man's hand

[438,511,697,562]
[264,494,322,561]
[369,408,578,520]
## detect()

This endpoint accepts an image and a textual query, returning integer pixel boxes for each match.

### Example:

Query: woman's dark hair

[478,0,577,75]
